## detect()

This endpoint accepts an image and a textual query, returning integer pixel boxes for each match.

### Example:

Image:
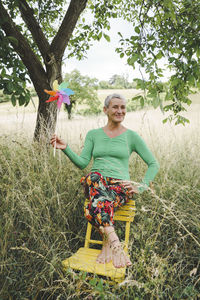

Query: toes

[113,254,125,268]
[126,261,132,266]
[105,257,112,263]
[115,262,125,268]
[125,255,132,267]
[111,245,131,268]
[96,253,105,264]
[96,258,105,264]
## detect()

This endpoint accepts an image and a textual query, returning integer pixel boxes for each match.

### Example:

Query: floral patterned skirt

[80,172,131,228]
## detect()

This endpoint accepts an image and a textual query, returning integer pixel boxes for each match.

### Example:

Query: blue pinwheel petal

[61,88,74,96]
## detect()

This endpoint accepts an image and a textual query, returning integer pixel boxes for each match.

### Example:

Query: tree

[116,0,200,124]
[109,74,131,89]
[0,0,89,140]
[64,69,101,119]
[0,0,123,140]
[98,80,112,89]
[0,0,199,138]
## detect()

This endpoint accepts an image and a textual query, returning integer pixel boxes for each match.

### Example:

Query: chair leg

[84,222,92,248]
[124,221,131,252]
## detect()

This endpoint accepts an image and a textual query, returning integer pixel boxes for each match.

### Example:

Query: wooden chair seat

[62,199,136,282]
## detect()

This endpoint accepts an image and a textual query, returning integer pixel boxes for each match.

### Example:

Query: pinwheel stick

[53,109,60,157]
[44,80,74,157]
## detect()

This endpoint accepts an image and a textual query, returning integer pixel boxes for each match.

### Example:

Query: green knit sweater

[62,128,159,192]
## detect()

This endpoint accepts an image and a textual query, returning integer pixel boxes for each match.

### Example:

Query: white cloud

[63,18,141,81]
[63,18,172,82]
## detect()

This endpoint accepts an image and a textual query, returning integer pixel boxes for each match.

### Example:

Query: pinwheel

[44,80,74,109]
[44,80,74,156]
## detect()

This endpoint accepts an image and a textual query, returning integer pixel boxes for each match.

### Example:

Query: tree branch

[50,0,88,60]
[0,1,47,89]
[17,0,50,62]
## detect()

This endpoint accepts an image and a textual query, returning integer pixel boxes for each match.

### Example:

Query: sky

[63,17,171,83]
[63,18,144,82]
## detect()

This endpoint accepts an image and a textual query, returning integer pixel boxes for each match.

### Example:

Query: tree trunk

[33,59,63,141]
[64,99,76,120]
[33,89,57,141]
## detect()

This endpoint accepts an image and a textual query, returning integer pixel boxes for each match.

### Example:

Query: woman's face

[104,97,126,123]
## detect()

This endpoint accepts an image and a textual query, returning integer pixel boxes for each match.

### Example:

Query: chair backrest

[84,199,136,252]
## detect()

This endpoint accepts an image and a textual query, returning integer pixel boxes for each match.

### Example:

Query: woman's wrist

[138,182,148,193]
[61,144,68,151]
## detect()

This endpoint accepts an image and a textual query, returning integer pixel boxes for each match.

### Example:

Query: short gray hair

[104,93,126,108]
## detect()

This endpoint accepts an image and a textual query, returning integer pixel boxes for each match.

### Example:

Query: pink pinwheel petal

[62,95,71,105]
[57,94,63,109]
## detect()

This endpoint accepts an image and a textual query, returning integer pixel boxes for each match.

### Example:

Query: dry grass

[0,90,200,299]
[0,89,199,139]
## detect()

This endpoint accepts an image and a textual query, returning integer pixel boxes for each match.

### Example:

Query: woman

[50,93,159,269]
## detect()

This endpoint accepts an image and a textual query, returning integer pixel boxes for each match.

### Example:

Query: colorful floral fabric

[80,172,131,228]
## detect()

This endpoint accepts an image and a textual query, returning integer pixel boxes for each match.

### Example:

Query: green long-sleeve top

[62,128,159,192]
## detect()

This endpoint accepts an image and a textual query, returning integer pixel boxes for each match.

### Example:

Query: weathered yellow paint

[62,200,136,282]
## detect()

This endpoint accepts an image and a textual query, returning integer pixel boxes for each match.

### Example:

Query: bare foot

[102,226,132,268]
[96,241,112,264]
[111,241,132,268]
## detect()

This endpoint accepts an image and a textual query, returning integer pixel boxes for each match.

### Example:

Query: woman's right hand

[50,134,67,150]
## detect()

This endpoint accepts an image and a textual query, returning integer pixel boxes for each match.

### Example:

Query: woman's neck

[104,122,125,132]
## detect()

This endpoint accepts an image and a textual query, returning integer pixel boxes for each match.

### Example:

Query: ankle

[110,239,122,251]
[110,239,119,245]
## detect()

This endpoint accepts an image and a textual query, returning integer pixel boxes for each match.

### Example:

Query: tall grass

[0,105,200,299]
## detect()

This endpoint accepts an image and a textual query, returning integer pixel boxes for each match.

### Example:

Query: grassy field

[0,89,141,139]
[0,90,200,299]
[0,88,199,139]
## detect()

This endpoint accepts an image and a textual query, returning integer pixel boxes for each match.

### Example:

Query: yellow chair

[62,199,136,282]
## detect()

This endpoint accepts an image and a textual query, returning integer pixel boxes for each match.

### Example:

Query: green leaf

[128,54,139,66]
[11,94,16,106]
[140,96,144,108]
[170,77,180,87]
[18,94,25,106]
[156,51,163,59]
[7,82,14,93]
[162,118,168,124]
[7,36,18,46]
[81,271,87,280]
[103,33,110,42]
[96,279,104,292]
[132,95,143,101]
[196,48,200,58]
[175,115,190,125]
[165,91,171,101]
[134,78,146,89]
[152,95,160,108]
[98,31,102,40]
[24,93,31,107]
[120,53,124,58]
[135,26,140,34]
[1,68,6,77]
[89,278,97,286]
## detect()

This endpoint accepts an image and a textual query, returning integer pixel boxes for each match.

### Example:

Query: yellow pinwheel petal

[53,80,59,91]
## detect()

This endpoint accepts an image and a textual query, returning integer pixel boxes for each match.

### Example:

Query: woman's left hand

[120,181,139,195]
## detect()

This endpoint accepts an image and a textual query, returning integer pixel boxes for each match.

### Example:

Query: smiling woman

[103,93,127,127]
[50,93,160,268]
